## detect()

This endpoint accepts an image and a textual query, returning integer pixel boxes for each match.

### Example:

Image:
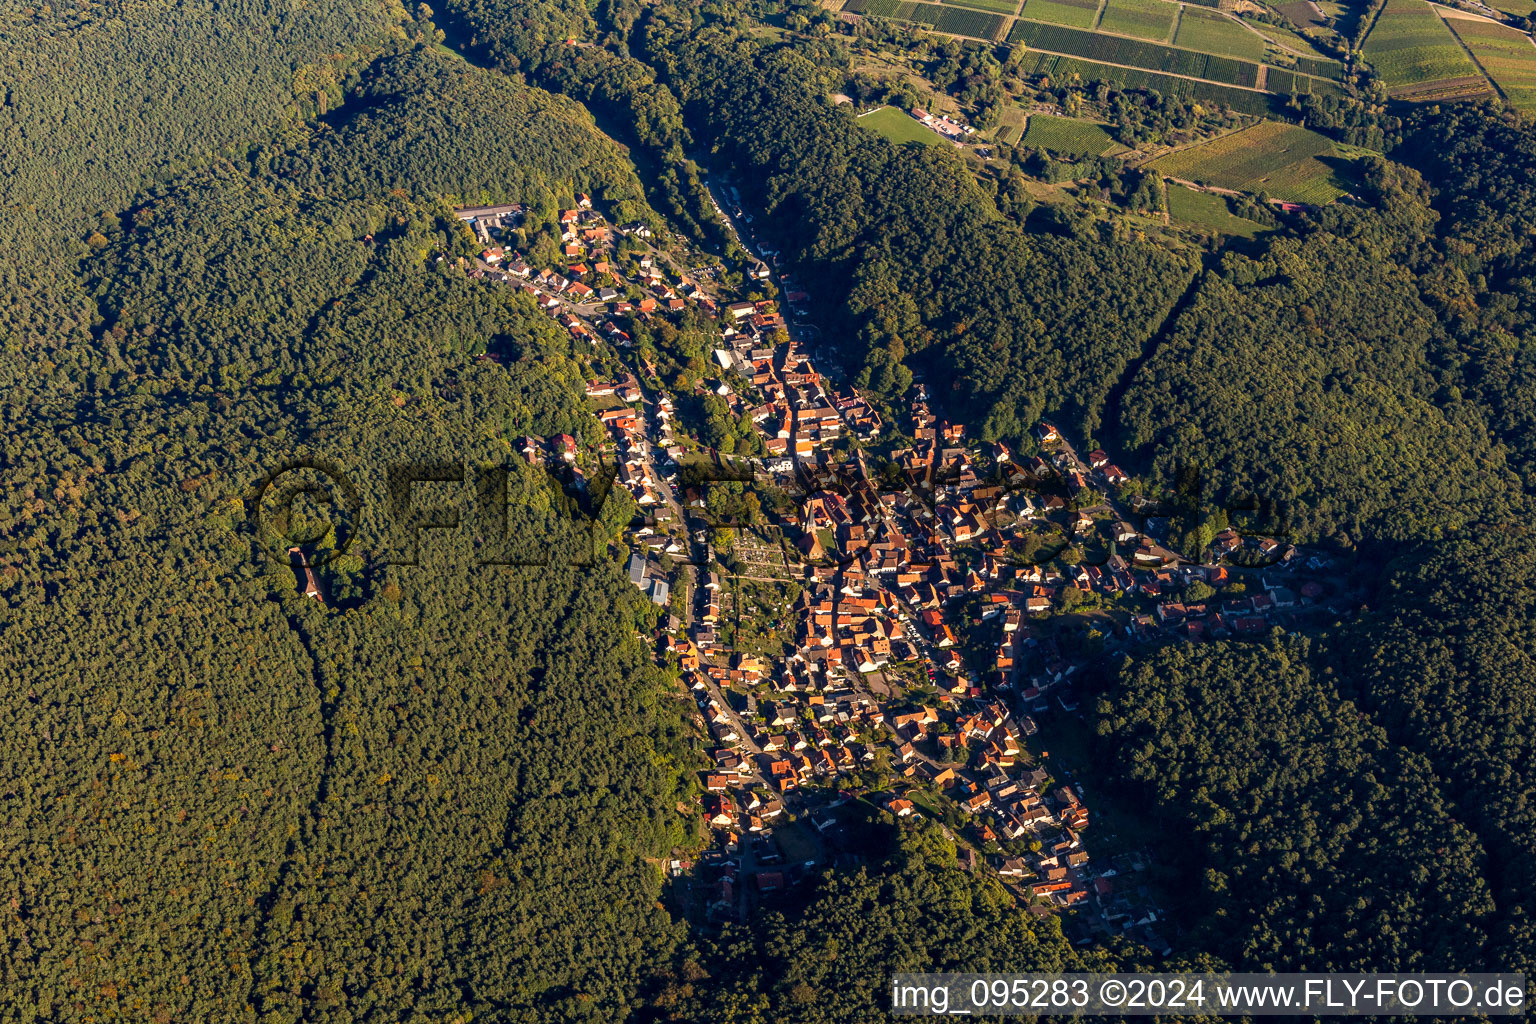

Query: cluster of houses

[909,107,977,144]
[497,355,1316,928]
[660,368,1336,920]
[672,604,1091,911]
[660,438,1115,910]
[1126,551,1322,643]
[809,409,1321,692]
[455,193,1320,938]
[456,202,527,243]
[628,551,671,607]
[513,432,579,468]
[668,537,1108,909]
[586,374,679,513]
[463,196,724,349]
[732,336,882,465]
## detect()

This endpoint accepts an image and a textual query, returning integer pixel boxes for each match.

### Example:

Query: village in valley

[450,185,1360,950]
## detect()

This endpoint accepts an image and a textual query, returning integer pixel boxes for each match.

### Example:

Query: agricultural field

[1293,54,1344,77]
[1097,0,1177,40]
[1362,0,1488,97]
[1482,0,1536,16]
[1166,185,1272,239]
[1021,114,1130,155]
[843,0,920,17]
[1206,53,1263,85]
[908,0,1011,34]
[1009,20,1262,85]
[843,0,1009,34]
[1018,0,1101,28]
[1447,17,1536,111]
[1147,120,1352,203]
[1266,67,1348,96]
[858,105,944,145]
[941,0,1022,14]
[994,104,1029,129]
[989,105,1028,144]
[1025,51,1279,112]
[1174,9,1267,60]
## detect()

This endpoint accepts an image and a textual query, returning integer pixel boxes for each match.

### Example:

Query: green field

[1024,51,1278,113]
[843,0,1008,33]
[1266,67,1348,97]
[941,0,1022,14]
[1166,185,1272,238]
[1148,120,1351,204]
[843,0,920,16]
[1097,0,1176,40]
[908,0,1010,34]
[1362,0,1488,97]
[1009,19,1261,85]
[1448,17,1536,111]
[1019,0,1101,27]
[1022,114,1128,155]
[1483,0,1536,15]
[1174,9,1267,60]
[995,104,1030,130]
[858,106,944,145]
[1293,54,1345,77]
[992,105,1028,144]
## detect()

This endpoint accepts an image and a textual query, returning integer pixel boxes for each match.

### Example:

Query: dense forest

[5,0,1536,1017]
[1340,533,1536,972]
[0,0,399,384]
[1396,106,1536,488]
[1114,111,1536,541]
[671,820,1096,1023]
[1095,529,1536,975]
[1115,211,1519,544]
[0,17,710,1020]
[1098,635,1499,971]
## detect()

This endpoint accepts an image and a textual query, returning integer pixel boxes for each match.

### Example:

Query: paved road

[476,258,612,319]
[702,176,835,367]
[1047,430,1187,564]
[629,371,702,627]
